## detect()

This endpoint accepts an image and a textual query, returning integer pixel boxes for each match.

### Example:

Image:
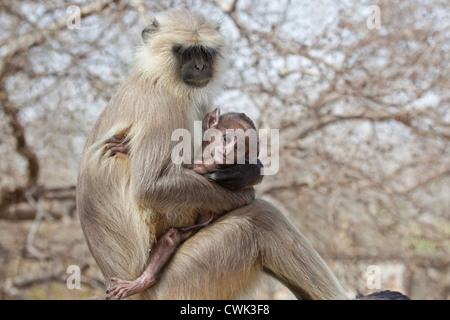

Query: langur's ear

[202,108,221,131]
[142,18,160,42]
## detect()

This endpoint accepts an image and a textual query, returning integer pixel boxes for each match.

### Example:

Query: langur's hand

[105,134,130,156]
[204,160,264,192]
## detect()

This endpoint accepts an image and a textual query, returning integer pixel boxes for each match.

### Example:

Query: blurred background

[0,0,449,300]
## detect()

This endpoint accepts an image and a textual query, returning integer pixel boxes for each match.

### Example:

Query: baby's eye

[222,134,232,143]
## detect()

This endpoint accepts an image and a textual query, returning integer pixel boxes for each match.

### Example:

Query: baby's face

[211,132,238,164]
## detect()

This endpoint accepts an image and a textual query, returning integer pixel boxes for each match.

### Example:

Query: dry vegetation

[0,0,449,299]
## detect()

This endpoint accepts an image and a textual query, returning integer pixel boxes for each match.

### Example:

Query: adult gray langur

[76,9,348,300]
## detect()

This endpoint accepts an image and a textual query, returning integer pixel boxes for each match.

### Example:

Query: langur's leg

[142,199,348,300]
[105,211,218,300]
[249,201,348,300]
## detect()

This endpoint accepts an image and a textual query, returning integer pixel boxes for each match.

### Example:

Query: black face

[173,45,217,88]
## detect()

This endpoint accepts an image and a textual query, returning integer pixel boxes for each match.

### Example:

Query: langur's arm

[106,133,256,212]
[140,165,255,213]
[104,133,262,191]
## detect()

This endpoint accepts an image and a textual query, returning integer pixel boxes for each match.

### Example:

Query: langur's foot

[105,276,156,300]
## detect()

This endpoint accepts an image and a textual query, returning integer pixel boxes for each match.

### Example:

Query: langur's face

[211,131,237,163]
[172,45,217,88]
[139,11,227,92]
[203,110,257,164]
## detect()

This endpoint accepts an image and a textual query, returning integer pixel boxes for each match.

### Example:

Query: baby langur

[187,107,262,188]
[105,108,262,300]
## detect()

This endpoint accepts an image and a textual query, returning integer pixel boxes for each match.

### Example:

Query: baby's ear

[202,108,221,131]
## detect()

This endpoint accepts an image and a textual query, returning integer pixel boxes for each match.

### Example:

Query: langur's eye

[222,134,232,144]
[172,45,182,56]
[201,47,217,62]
